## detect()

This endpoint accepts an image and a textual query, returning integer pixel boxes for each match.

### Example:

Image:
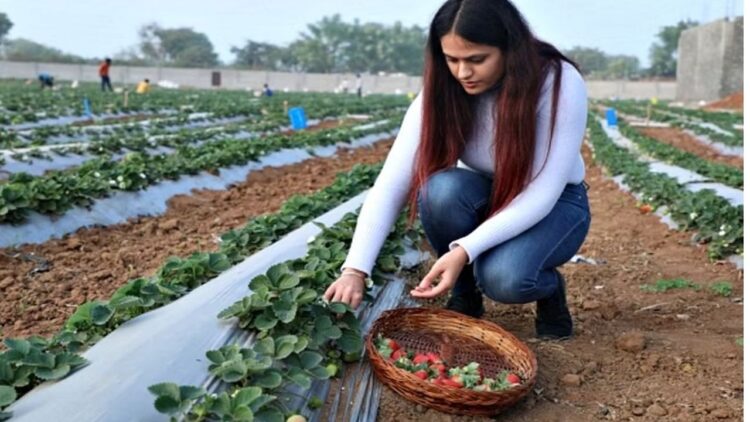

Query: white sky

[0,0,744,67]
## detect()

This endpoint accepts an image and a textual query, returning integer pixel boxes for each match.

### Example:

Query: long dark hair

[408,0,580,221]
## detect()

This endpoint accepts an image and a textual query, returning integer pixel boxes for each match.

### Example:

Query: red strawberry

[442,377,463,389]
[429,363,446,374]
[390,349,406,361]
[388,339,400,351]
[413,354,430,365]
[506,373,521,385]
[414,370,428,380]
[426,352,442,363]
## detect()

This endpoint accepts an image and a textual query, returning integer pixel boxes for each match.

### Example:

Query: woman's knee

[473,255,534,304]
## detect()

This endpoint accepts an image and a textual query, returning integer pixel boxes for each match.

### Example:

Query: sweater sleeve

[340,92,423,275]
[449,63,588,263]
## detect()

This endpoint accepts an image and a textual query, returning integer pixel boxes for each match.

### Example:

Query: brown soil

[636,127,744,169]
[0,139,393,340]
[704,92,743,111]
[377,144,743,421]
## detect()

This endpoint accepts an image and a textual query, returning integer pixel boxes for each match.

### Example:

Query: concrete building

[676,17,743,102]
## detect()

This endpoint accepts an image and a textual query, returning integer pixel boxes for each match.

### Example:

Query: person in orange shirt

[99,58,113,92]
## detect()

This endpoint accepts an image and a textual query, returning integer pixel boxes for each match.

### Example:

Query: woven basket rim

[366,307,538,415]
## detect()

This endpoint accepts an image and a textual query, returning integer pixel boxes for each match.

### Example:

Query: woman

[323,0,590,339]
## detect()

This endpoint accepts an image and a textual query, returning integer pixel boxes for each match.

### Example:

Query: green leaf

[288,372,312,389]
[336,329,363,353]
[148,383,181,401]
[328,302,348,314]
[254,337,275,356]
[253,370,282,389]
[206,350,224,364]
[179,385,205,401]
[34,364,71,380]
[234,386,262,407]
[3,339,30,355]
[154,395,181,415]
[272,300,297,324]
[298,351,323,370]
[0,386,17,407]
[207,253,231,273]
[277,273,300,290]
[254,313,278,331]
[91,303,114,325]
[219,360,247,383]
[254,408,284,422]
[231,406,254,421]
[274,335,298,359]
[293,336,309,353]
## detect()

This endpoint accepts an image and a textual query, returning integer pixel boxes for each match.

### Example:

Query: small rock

[675,314,690,320]
[582,300,601,310]
[0,276,13,290]
[158,219,179,231]
[415,405,426,413]
[599,304,621,320]
[631,407,645,416]
[615,331,646,352]
[560,374,582,386]
[647,404,668,416]
[67,238,82,249]
[711,408,731,419]
[582,361,598,376]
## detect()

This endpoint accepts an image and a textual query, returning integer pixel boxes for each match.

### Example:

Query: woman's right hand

[323,269,367,310]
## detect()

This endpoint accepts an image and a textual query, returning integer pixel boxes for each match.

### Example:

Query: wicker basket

[366,307,537,416]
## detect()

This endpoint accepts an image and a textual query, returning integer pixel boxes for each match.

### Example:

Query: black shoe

[535,270,573,339]
[445,289,485,318]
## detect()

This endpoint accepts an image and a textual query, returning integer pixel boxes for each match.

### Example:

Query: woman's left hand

[410,246,469,299]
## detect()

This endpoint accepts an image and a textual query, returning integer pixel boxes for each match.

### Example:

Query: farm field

[0,81,743,421]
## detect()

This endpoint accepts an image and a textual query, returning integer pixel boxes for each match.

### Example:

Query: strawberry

[413,353,431,365]
[414,370,428,380]
[442,376,463,389]
[388,339,400,351]
[449,374,464,386]
[639,204,653,214]
[426,352,442,364]
[506,373,521,385]
[429,363,446,374]
[390,349,407,361]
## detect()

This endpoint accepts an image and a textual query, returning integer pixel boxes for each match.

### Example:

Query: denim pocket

[557,183,589,210]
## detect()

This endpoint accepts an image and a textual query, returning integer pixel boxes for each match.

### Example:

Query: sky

[0,0,744,68]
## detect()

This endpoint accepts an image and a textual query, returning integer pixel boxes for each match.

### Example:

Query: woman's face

[440,32,503,95]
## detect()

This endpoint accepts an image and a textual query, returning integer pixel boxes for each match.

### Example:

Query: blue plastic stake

[605,108,618,127]
[288,107,308,130]
[83,97,92,118]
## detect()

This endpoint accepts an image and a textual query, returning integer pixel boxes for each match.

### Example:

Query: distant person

[99,58,113,92]
[356,73,363,97]
[263,83,273,97]
[136,78,151,94]
[38,73,54,89]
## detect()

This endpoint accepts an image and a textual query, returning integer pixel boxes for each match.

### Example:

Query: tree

[3,38,87,63]
[604,55,640,79]
[563,47,608,76]
[137,23,219,67]
[0,12,12,42]
[231,40,291,70]
[648,20,699,77]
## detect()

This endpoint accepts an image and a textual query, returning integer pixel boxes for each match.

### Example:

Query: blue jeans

[417,168,590,304]
[101,76,113,92]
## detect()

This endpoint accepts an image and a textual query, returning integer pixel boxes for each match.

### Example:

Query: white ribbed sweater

[343,61,588,275]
